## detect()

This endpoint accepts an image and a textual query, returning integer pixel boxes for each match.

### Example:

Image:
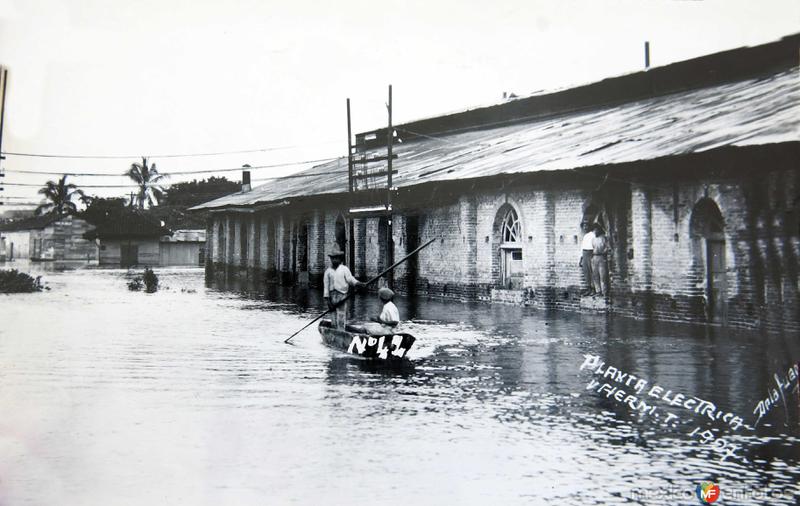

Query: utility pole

[386,85,394,288]
[347,98,353,193]
[0,68,8,199]
[346,98,355,266]
[345,86,399,285]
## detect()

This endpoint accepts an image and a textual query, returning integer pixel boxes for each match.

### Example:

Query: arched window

[501,208,521,244]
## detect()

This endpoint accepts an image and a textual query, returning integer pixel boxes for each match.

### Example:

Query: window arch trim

[500,207,521,247]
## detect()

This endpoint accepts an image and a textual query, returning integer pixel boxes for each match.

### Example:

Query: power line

[1,156,341,177]
[3,169,131,176]
[4,182,143,188]
[158,158,340,176]
[2,167,348,189]
[0,140,341,160]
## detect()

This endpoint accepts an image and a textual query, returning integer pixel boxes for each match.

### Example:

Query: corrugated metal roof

[160,229,206,243]
[191,67,799,211]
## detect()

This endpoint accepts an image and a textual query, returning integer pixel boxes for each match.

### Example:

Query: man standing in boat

[323,244,365,330]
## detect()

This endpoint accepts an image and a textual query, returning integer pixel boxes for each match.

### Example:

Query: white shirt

[581,231,596,250]
[379,301,400,325]
[323,264,358,296]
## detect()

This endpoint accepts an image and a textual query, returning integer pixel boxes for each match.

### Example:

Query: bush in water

[0,269,44,293]
[127,277,144,291]
[143,267,158,293]
[128,267,158,292]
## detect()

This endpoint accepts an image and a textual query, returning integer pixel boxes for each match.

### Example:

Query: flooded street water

[1,267,798,505]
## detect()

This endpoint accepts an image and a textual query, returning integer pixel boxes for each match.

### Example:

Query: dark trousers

[581,250,594,290]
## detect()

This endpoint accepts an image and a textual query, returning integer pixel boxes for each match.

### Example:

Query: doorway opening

[121,243,139,267]
[690,198,727,323]
[335,215,348,264]
[296,221,309,284]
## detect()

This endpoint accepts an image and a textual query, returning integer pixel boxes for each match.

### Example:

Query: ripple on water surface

[0,267,798,505]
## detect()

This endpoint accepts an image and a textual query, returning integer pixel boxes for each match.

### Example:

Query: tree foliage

[78,176,239,231]
[0,269,44,293]
[79,196,128,226]
[125,157,167,209]
[161,176,241,208]
[35,175,83,216]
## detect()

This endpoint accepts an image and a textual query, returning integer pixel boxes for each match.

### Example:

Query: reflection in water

[0,267,797,505]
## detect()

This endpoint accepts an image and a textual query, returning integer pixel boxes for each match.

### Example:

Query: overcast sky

[0,0,798,207]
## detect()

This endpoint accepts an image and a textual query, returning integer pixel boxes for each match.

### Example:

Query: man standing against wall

[579,221,595,296]
[591,224,610,297]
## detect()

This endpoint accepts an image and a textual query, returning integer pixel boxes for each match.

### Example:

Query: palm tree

[125,157,167,209]
[78,191,94,207]
[35,175,83,216]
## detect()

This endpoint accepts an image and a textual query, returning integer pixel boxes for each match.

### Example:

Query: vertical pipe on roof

[241,170,251,193]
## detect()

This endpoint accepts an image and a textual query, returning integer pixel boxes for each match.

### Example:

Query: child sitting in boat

[358,287,400,336]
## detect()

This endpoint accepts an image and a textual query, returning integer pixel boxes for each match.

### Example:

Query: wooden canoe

[318,320,415,360]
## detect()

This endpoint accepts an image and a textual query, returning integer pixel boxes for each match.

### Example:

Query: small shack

[0,214,97,262]
[159,229,206,266]
[84,212,171,267]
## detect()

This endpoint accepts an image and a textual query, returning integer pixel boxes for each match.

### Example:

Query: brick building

[191,34,799,332]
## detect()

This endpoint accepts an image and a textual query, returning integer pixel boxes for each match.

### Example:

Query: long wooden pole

[284,237,436,343]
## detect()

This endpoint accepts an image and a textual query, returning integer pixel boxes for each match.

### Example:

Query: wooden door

[706,239,726,323]
[121,244,139,268]
[502,248,524,289]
